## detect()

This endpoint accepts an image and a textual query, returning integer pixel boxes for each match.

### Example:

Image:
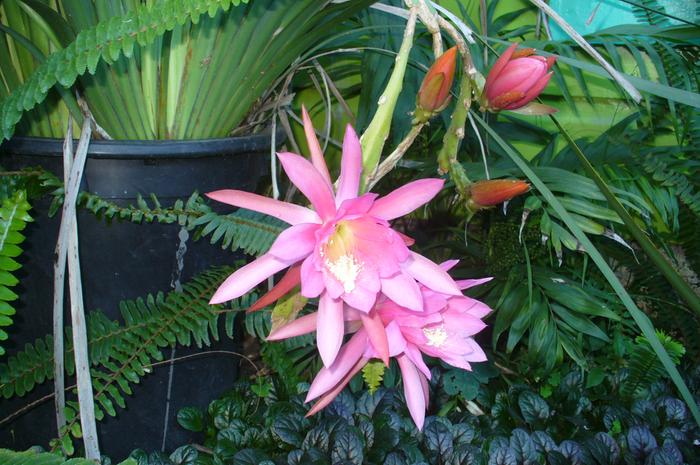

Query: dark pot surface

[0,135,273,459]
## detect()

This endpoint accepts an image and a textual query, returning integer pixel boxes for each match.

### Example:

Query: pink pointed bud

[415,47,458,122]
[469,179,530,208]
[482,43,556,112]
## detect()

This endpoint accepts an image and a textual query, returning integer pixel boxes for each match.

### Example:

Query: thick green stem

[551,116,700,319]
[360,7,418,188]
[436,72,472,194]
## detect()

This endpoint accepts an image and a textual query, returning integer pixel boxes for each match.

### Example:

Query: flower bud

[482,44,556,113]
[468,179,530,209]
[415,46,457,122]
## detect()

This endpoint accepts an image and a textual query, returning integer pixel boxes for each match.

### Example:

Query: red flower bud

[416,46,458,120]
[469,179,530,208]
[483,43,556,112]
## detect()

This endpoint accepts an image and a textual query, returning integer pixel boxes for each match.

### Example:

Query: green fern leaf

[622,330,685,398]
[0,190,32,357]
[362,361,385,394]
[0,0,250,141]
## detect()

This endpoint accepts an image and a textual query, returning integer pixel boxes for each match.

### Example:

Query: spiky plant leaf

[0,190,32,357]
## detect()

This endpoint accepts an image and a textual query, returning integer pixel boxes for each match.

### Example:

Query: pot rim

[0,129,284,160]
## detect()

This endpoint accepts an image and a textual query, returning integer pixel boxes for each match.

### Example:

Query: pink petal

[442,312,486,337]
[337,193,378,217]
[381,272,423,312]
[448,297,492,320]
[344,307,363,322]
[360,311,390,366]
[455,277,493,290]
[487,56,547,101]
[506,71,553,109]
[485,43,518,93]
[300,255,324,298]
[249,264,301,312]
[405,343,431,379]
[306,329,368,402]
[397,354,426,430]
[302,106,332,186]
[268,223,320,262]
[267,313,317,341]
[419,371,430,408]
[317,293,345,367]
[464,338,488,362]
[397,231,415,246]
[385,321,408,357]
[404,252,461,296]
[439,259,460,271]
[277,152,337,221]
[210,254,289,304]
[306,357,367,417]
[369,179,445,221]
[335,124,362,205]
[207,190,319,225]
[342,282,378,313]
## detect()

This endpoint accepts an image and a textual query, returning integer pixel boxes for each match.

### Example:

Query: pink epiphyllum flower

[207,108,457,368]
[268,262,492,430]
[482,43,557,114]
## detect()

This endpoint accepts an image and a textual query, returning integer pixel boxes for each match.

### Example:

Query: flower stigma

[423,325,448,348]
[323,221,362,293]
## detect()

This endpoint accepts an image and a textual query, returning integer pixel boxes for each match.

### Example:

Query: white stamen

[423,325,449,348]
[326,254,362,293]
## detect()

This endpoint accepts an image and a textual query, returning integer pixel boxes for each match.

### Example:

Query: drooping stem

[366,123,425,190]
[360,6,418,188]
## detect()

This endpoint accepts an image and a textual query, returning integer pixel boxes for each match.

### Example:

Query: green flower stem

[433,13,477,198]
[551,116,700,319]
[365,122,425,190]
[360,6,418,189]
[436,71,472,194]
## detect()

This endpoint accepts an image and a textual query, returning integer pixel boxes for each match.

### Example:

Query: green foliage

[0,190,32,357]
[39,169,285,257]
[643,154,700,218]
[0,0,249,141]
[126,363,700,464]
[489,263,621,371]
[622,331,686,398]
[0,267,255,450]
[362,361,385,394]
[0,448,135,465]
[243,310,317,393]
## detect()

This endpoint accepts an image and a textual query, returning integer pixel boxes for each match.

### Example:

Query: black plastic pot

[0,133,274,459]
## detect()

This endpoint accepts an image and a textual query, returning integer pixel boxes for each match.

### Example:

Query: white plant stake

[53,118,100,459]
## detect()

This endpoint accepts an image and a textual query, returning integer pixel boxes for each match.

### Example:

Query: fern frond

[642,155,700,217]
[621,330,685,398]
[0,0,249,141]
[40,169,285,257]
[0,190,32,357]
[0,267,257,451]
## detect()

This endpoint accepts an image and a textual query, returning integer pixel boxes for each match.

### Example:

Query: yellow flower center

[423,325,448,348]
[322,222,362,293]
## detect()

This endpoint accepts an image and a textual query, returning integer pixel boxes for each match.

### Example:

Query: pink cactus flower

[207,108,459,367]
[268,261,492,429]
[483,43,556,112]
